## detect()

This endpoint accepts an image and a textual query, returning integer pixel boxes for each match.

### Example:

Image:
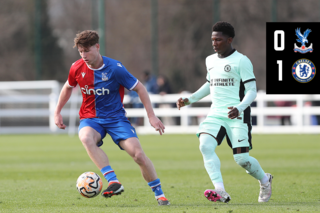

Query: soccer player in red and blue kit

[54,30,170,205]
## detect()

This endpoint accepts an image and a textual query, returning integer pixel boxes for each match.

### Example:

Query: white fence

[0,81,59,134]
[0,81,320,135]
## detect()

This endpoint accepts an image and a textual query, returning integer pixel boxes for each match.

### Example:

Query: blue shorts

[78,117,138,150]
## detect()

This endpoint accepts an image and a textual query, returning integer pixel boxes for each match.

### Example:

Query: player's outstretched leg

[233,153,273,202]
[120,138,170,205]
[78,127,124,198]
[199,134,231,203]
[100,165,124,198]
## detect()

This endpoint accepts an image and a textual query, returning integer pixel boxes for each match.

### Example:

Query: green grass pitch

[0,134,319,212]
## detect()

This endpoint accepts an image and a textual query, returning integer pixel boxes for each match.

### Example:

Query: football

[76,172,103,198]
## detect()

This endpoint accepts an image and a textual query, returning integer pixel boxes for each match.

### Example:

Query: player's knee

[199,135,217,155]
[79,135,96,149]
[132,151,146,166]
[233,153,251,169]
[199,142,215,155]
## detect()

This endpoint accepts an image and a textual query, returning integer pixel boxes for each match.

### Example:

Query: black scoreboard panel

[266,22,319,94]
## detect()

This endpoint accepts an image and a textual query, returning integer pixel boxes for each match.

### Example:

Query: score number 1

[274,30,284,81]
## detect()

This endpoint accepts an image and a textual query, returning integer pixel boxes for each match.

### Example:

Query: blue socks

[100,165,119,183]
[148,178,164,199]
[101,166,164,199]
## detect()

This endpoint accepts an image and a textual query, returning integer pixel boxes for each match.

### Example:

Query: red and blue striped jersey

[68,56,138,120]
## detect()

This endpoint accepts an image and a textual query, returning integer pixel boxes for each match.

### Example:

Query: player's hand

[176,98,189,110]
[54,113,67,129]
[227,107,239,119]
[149,115,165,135]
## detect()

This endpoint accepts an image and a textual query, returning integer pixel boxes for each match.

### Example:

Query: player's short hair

[73,30,99,48]
[212,21,235,38]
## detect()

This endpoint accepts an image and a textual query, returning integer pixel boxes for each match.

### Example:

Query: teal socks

[199,134,223,184]
[199,134,266,187]
[233,153,266,180]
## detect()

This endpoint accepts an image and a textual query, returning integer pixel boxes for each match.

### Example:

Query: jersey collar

[85,61,105,71]
[218,49,236,59]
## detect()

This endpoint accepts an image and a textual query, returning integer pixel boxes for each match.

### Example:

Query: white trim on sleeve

[129,80,139,90]
[67,80,75,88]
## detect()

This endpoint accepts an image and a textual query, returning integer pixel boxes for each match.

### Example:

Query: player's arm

[228,80,257,119]
[54,81,73,129]
[228,56,257,119]
[176,82,210,110]
[132,81,165,135]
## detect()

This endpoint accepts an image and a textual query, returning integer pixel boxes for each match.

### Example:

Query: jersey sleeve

[205,57,211,83]
[67,63,78,87]
[206,71,210,83]
[235,81,257,114]
[239,56,256,84]
[114,63,138,90]
[188,82,210,104]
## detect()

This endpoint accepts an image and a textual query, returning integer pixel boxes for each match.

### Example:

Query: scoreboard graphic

[266,22,319,94]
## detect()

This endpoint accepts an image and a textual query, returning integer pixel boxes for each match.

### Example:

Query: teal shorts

[196,115,252,153]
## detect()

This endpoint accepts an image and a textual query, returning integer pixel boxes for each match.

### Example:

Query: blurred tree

[48,0,95,73]
[36,0,65,81]
[159,0,214,92]
[1,0,319,90]
[0,0,65,81]
[0,0,34,80]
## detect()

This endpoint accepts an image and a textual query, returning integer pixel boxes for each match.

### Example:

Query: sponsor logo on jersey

[224,65,231,72]
[102,72,108,81]
[117,63,122,67]
[81,85,110,95]
[81,72,86,78]
[211,78,235,86]
[294,28,313,54]
[292,58,316,83]
[208,67,214,71]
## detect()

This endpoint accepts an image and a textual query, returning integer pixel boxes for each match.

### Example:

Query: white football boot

[258,173,273,202]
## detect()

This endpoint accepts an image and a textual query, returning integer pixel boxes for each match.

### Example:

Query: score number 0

[274,30,284,81]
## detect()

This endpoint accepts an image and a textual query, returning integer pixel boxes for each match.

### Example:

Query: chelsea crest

[292,59,316,83]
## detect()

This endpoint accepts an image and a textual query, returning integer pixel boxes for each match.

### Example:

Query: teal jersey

[205,50,255,122]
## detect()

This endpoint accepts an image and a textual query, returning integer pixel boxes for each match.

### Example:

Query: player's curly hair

[212,21,235,38]
[73,30,99,48]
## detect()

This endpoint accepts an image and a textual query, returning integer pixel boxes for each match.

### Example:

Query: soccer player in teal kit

[177,22,273,203]
[54,30,169,205]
